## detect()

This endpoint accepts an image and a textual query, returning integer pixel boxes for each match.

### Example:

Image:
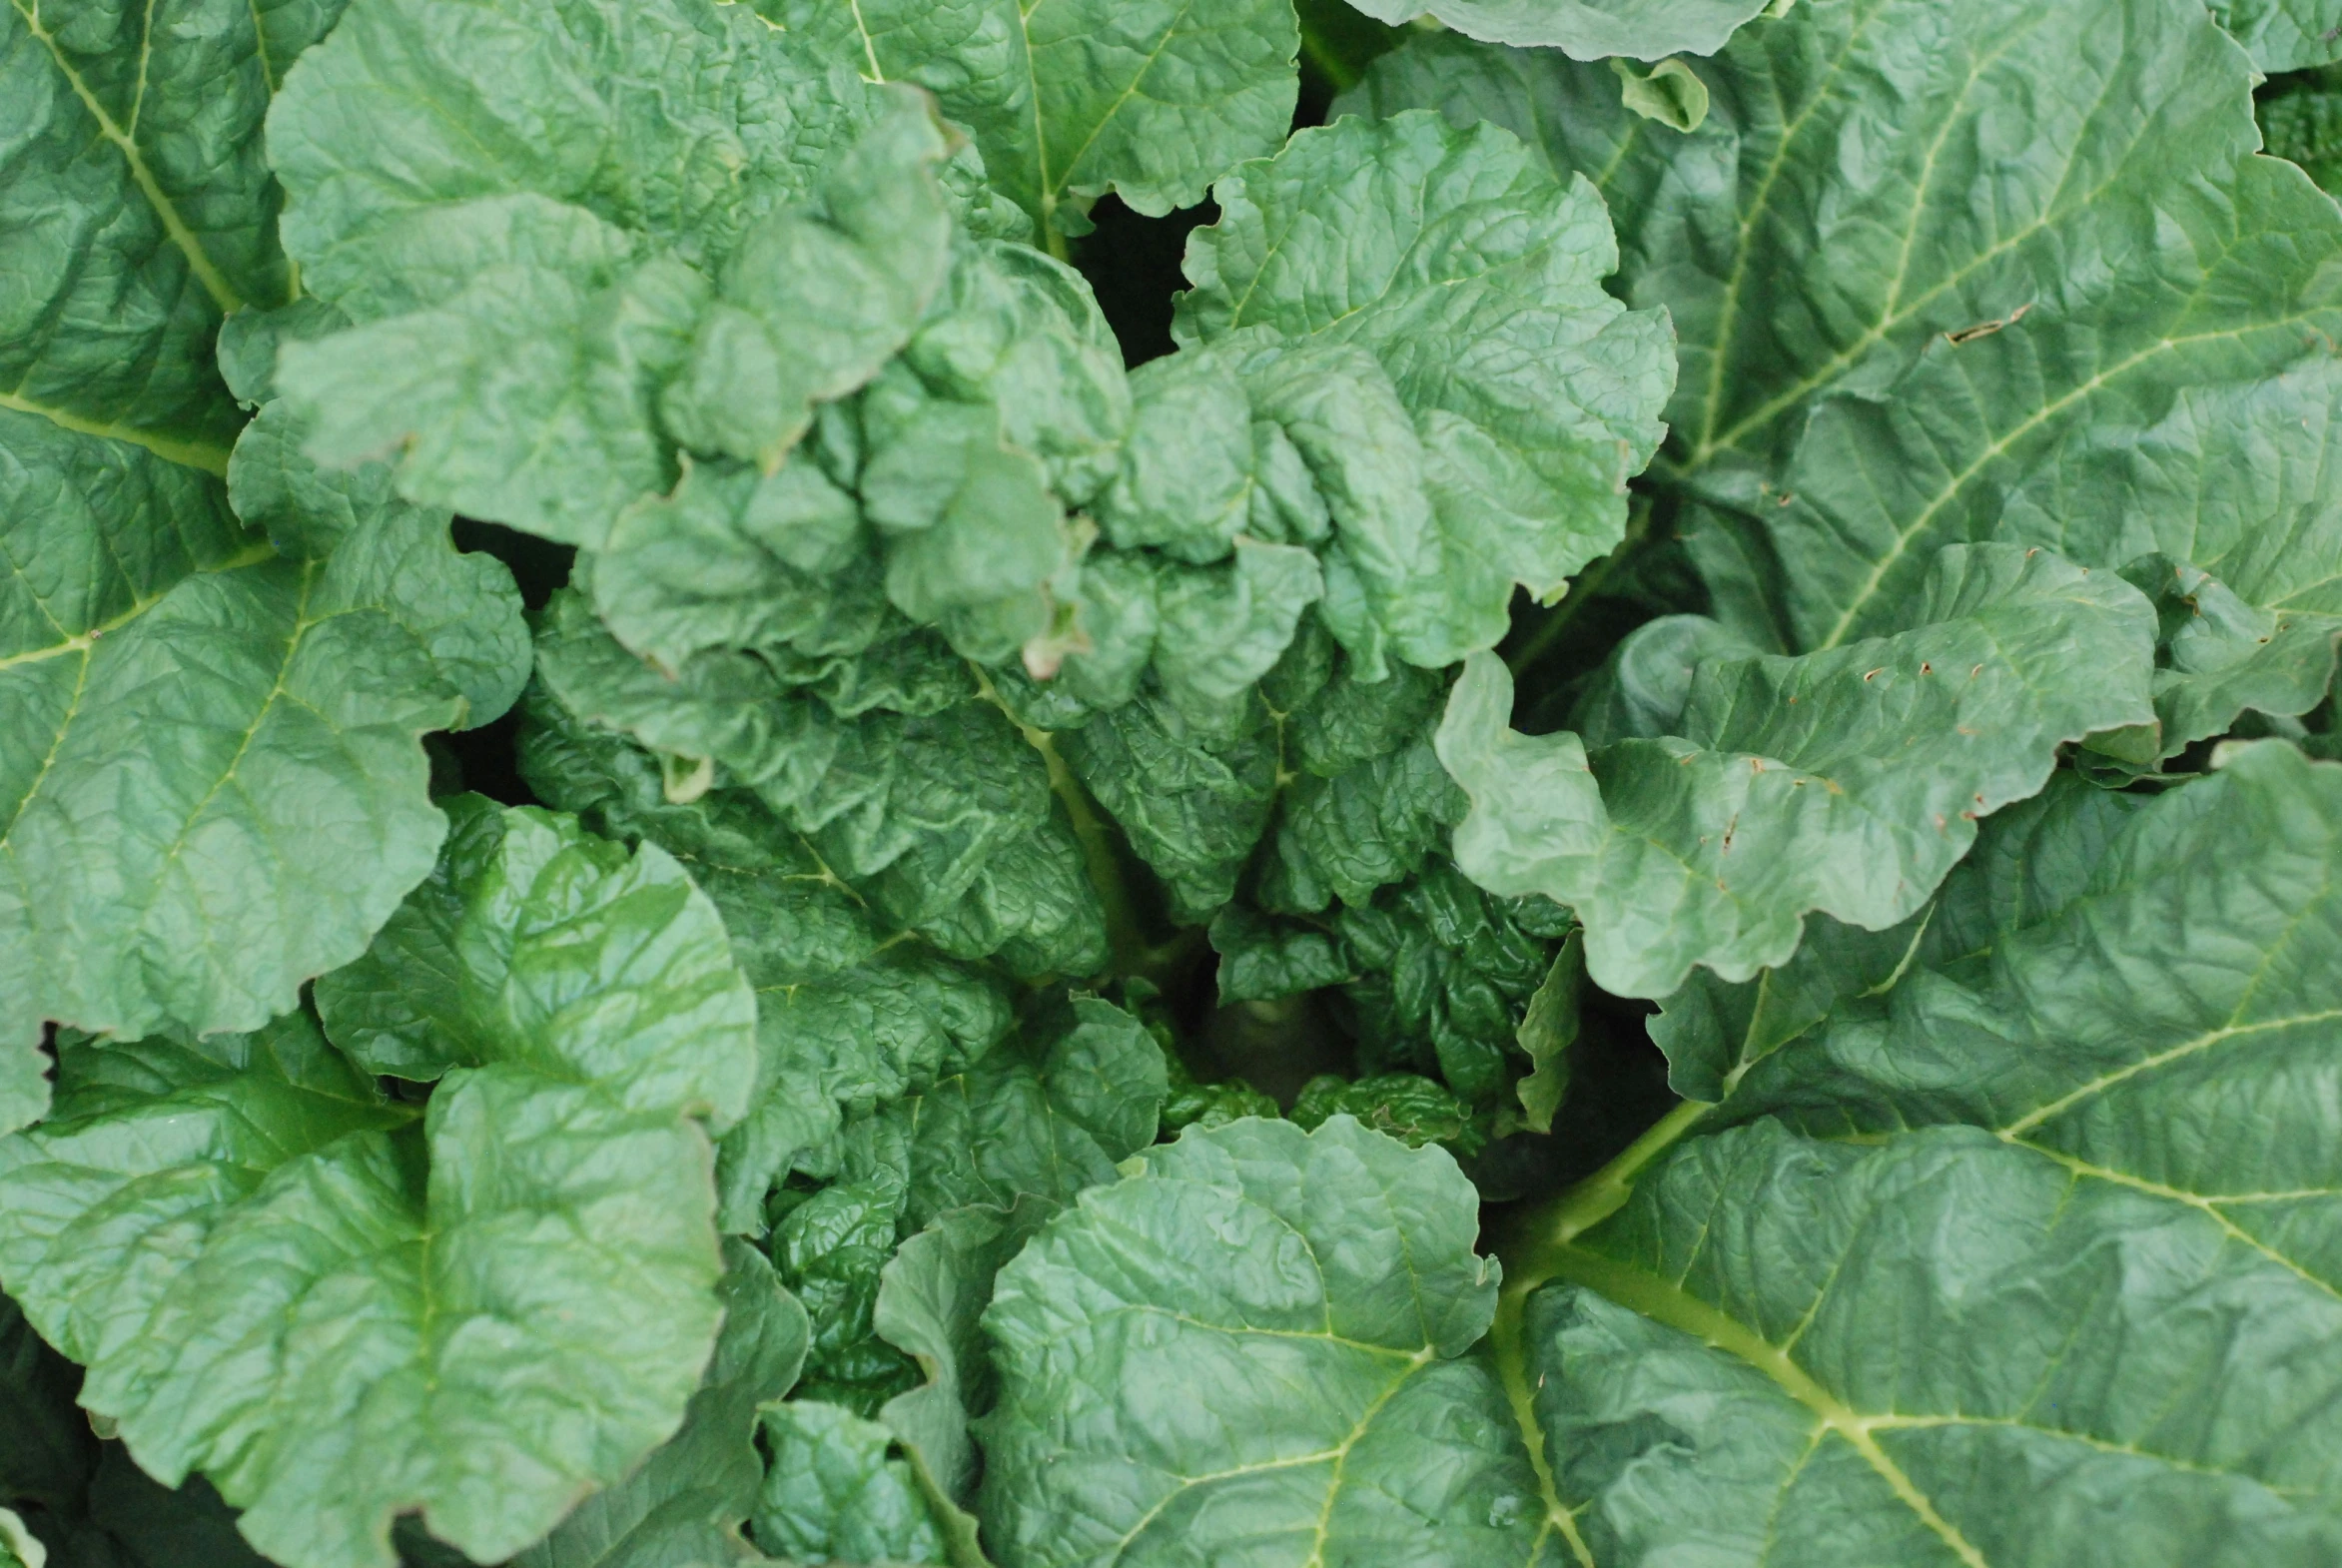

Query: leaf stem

[971,665,1155,979]
[1480,1096,1712,1566]
[1495,1098,1712,1286]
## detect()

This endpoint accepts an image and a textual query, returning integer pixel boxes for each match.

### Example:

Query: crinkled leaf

[270,0,957,545]
[1,0,322,466]
[1509,740,2342,1567]
[0,801,761,1568]
[1290,1072,1482,1154]
[1171,110,1674,676]
[0,411,522,1056]
[978,1117,1552,1567]
[1437,543,2156,997]
[754,1402,945,1565]
[774,0,1299,237]
[874,1197,1060,1518]
[1342,0,1775,60]
[839,996,1167,1233]
[1349,1,2342,712]
[772,1184,923,1417]
[1511,936,1582,1134]
[1209,907,1355,1004]
[510,1240,809,1568]
[2211,0,2342,68]
[1217,862,1575,1112]
[313,794,762,1127]
[1527,1113,2342,1568]
[515,681,1082,1232]
[2262,65,2342,190]
[531,589,1097,948]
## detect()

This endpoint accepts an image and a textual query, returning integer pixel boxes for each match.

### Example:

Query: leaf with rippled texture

[269,0,959,546]
[0,801,759,1568]
[769,0,1299,240]
[1436,543,2155,998]
[1344,1,2342,745]
[1,0,333,468]
[1170,110,1674,678]
[1501,740,2342,1568]
[0,410,522,1064]
[1343,0,1774,60]
[978,1116,1560,1568]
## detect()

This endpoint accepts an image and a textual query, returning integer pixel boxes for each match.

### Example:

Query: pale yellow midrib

[11,0,246,314]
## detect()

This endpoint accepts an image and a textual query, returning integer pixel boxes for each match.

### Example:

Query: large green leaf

[2211,0,2342,68]
[0,801,761,1568]
[1,0,326,467]
[0,410,523,1067]
[1169,110,1675,678]
[1340,0,1774,60]
[515,657,1105,1231]
[269,0,961,546]
[509,1240,808,1568]
[874,1196,1059,1534]
[1435,542,2156,997]
[1345,0,2342,744]
[771,0,1300,243]
[978,1116,1558,1567]
[1498,740,2342,1566]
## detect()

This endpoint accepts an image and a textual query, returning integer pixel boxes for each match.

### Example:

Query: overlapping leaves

[0,800,758,1568]
[1347,0,2342,755]
[966,737,2342,1568]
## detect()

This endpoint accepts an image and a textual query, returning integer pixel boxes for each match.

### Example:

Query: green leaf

[1209,906,1356,1004]
[515,680,1093,1234]
[1348,1,2342,707]
[774,0,1300,240]
[1,0,325,467]
[0,411,521,1058]
[510,1240,809,1568]
[1512,936,1582,1135]
[1610,55,1709,129]
[0,801,762,1568]
[2262,65,2342,190]
[754,1402,946,1565]
[270,0,960,546]
[772,1183,923,1417]
[1503,740,2342,1566]
[1526,1114,2342,1568]
[2211,0,2342,68]
[0,1509,35,1568]
[313,793,762,1126]
[1290,1072,1482,1154]
[1342,0,1777,60]
[978,1117,1553,1567]
[1172,110,1674,677]
[874,1197,1061,1522]
[838,996,1168,1233]
[1437,543,2156,997]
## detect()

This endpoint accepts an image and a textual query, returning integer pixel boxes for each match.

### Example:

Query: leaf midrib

[0,538,276,674]
[1545,1243,1995,1568]
[10,0,247,314]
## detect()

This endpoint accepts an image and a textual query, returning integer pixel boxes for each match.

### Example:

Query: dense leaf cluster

[7,0,2342,1563]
